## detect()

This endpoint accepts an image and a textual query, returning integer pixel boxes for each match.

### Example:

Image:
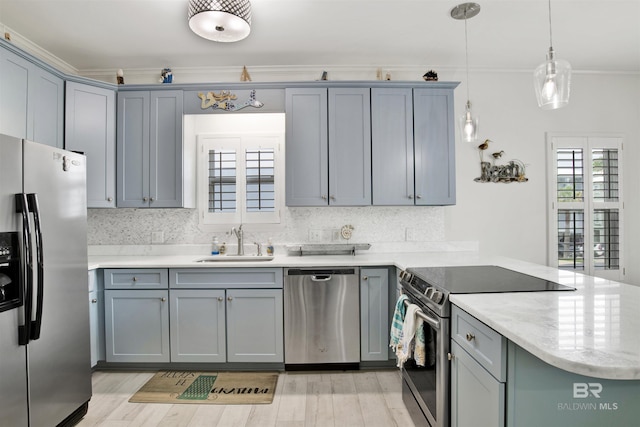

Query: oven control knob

[431,290,444,304]
[401,271,412,283]
[425,287,435,298]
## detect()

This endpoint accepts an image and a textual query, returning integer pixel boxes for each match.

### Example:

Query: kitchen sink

[195,255,274,262]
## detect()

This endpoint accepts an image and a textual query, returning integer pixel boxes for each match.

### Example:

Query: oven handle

[404,299,440,330]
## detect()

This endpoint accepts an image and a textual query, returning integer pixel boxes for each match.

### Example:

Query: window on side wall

[197,133,284,228]
[548,134,623,281]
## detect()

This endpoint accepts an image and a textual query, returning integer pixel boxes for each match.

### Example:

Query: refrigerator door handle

[15,193,33,345]
[27,193,44,340]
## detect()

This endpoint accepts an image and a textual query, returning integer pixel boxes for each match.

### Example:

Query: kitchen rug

[128,371,278,404]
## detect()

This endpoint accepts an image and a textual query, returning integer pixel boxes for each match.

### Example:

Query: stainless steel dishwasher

[284,267,360,368]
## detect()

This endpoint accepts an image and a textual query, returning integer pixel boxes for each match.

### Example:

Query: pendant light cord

[464,10,470,102]
[548,0,553,49]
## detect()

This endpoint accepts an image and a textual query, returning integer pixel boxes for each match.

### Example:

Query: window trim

[197,132,284,230]
[547,133,624,280]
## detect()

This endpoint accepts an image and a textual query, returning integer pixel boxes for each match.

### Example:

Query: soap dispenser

[211,237,220,255]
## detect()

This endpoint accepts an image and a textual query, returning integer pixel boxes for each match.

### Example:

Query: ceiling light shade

[451,2,481,143]
[534,0,571,109]
[188,0,251,42]
[534,47,571,110]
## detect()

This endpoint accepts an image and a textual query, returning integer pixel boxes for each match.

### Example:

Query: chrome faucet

[231,224,244,255]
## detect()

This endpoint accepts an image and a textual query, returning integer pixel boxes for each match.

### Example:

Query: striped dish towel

[389,294,409,352]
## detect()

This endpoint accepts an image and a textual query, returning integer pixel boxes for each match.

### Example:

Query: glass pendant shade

[188,0,251,42]
[534,47,571,110]
[459,100,479,142]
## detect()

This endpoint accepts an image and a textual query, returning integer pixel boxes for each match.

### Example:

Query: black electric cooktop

[406,265,576,294]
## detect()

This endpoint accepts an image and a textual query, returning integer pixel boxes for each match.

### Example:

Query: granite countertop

[88,250,640,380]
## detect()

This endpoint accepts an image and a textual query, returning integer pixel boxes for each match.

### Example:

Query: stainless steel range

[397,265,575,427]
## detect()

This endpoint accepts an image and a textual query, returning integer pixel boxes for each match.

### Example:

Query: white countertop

[88,250,640,380]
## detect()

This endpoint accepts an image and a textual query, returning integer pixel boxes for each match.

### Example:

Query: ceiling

[0,0,639,75]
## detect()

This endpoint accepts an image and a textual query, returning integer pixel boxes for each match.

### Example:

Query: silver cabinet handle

[107,197,113,202]
[132,277,138,282]
[321,195,327,200]
[150,197,154,202]
[227,296,233,301]
[448,352,455,361]
[91,298,97,303]
[330,195,335,200]
[408,194,413,199]
[362,276,368,281]
[217,296,223,302]
[161,297,166,302]
[416,195,422,199]
[466,332,475,342]
[143,197,148,202]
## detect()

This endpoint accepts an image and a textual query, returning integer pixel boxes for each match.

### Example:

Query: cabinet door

[89,289,100,367]
[104,289,169,362]
[32,68,64,148]
[149,90,183,208]
[65,82,116,207]
[450,340,505,427]
[285,88,329,206]
[226,289,284,363]
[360,268,389,361]
[117,91,150,208]
[413,88,456,205]
[170,289,226,363]
[328,88,371,206]
[0,48,30,139]
[371,88,415,205]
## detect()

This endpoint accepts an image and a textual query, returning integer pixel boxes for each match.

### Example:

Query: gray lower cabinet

[65,81,116,208]
[450,305,506,427]
[372,87,456,206]
[103,268,170,363]
[285,87,371,206]
[117,90,185,208]
[360,268,389,361]
[88,270,104,367]
[0,44,63,148]
[169,289,226,363]
[169,268,284,363]
[104,289,170,363]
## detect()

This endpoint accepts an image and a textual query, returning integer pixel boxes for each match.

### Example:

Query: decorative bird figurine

[478,139,491,150]
[492,150,505,159]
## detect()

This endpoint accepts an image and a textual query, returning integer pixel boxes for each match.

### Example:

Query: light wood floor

[77,369,417,427]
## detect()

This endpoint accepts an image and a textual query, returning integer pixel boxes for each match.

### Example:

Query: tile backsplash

[87,206,470,253]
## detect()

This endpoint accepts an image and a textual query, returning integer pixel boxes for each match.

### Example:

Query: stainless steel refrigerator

[0,134,92,427]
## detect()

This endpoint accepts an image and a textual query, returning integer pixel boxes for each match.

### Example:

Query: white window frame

[197,132,284,230]
[547,133,624,280]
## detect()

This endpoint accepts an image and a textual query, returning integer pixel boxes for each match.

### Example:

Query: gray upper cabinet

[328,88,371,206]
[414,88,456,205]
[0,45,63,148]
[285,87,371,206]
[371,88,415,205]
[117,90,185,208]
[372,87,456,206]
[285,88,328,206]
[65,81,116,208]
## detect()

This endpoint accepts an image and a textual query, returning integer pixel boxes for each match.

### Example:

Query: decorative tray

[285,243,371,256]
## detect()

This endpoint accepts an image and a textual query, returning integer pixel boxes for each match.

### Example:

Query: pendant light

[533,0,571,109]
[451,3,481,143]
[188,0,252,42]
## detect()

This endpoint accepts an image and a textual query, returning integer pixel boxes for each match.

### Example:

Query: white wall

[447,70,640,284]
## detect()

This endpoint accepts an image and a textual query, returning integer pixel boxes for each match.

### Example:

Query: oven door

[401,303,450,427]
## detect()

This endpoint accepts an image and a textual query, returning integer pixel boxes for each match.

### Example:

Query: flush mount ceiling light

[451,2,481,143]
[188,0,252,42]
[533,0,571,109]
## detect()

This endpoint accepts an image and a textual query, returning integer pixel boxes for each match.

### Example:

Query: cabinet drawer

[104,268,168,289]
[170,268,283,289]
[451,305,506,381]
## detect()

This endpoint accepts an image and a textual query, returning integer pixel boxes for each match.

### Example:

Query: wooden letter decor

[197,89,264,112]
